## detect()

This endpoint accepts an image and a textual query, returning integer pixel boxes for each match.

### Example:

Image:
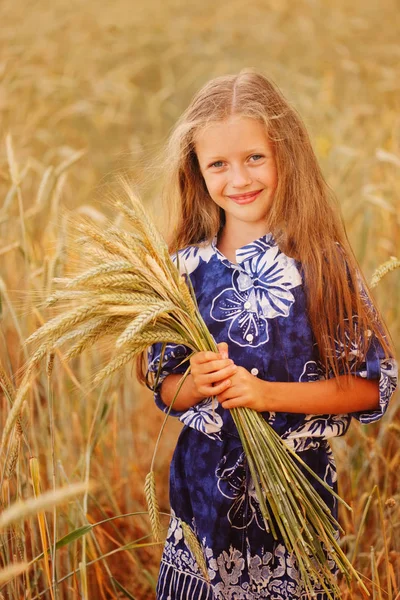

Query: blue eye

[211,161,224,168]
[250,154,263,162]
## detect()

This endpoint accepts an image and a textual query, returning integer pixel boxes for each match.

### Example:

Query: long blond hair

[141,70,393,382]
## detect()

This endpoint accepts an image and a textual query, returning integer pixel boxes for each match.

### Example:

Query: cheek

[268,167,278,191]
[203,175,225,199]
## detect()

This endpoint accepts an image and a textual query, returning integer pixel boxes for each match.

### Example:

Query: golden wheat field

[0,0,399,598]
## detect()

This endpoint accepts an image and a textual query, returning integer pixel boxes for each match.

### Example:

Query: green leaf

[33,524,93,561]
[54,524,93,548]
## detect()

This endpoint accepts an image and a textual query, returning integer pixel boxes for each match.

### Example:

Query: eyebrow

[204,149,268,161]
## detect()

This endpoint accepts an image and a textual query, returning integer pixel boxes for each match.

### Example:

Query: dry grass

[0,0,399,598]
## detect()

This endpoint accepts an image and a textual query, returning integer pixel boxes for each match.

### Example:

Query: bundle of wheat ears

[5,188,369,599]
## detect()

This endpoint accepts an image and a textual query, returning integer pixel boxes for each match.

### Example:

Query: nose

[231,164,252,188]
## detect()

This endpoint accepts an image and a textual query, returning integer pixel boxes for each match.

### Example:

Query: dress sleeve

[146,342,193,417]
[330,256,398,423]
[349,335,398,424]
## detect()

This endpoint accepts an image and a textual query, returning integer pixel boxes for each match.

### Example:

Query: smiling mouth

[227,190,263,204]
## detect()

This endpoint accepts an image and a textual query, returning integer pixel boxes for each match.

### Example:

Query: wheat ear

[115,303,177,348]
[93,347,144,384]
[116,191,166,256]
[5,428,21,479]
[1,377,31,453]
[371,256,400,288]
[144,471,162,542]
[69,273,143,291]
[46,353,55,377]
[25,302,105,346]
[180,521,209,582]
[64,318,125,360]
[65,260,134,287]
[0,360,15,401]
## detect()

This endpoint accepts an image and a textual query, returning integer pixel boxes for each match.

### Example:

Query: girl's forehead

[194,116,271,155]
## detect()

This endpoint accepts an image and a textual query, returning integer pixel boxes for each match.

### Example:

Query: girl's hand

[216,366,266,411]
[189,342,237,401]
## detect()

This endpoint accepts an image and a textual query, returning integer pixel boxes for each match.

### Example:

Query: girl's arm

[160,374,204,412]
[160,345,237,411]
[217,368,380,414]
[162,368,380,415]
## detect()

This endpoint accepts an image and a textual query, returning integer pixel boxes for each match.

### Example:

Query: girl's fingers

[217,342,229,359]
[220,399,242,410]
[202,364,237,383]
[216,387,234,403]
[190,347,230,367]
[190,351,221,365]
[192,358,234,374]
[198,378,231,397]
[192,366,236,397]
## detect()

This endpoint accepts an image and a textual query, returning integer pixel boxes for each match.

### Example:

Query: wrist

[187,374,206,403]
[258,379,279,412]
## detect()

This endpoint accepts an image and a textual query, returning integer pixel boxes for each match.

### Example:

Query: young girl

[142,70,398,600]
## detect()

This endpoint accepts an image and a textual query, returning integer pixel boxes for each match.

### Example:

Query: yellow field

[0,0,399,598]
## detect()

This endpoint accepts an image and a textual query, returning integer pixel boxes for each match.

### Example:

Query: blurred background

[0,0,399,597]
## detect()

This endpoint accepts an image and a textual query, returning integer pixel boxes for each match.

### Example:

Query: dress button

[244,301,251,309]
[251,368,259,376]
[246,333,254,342]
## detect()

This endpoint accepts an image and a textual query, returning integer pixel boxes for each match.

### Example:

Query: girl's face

[195,116,278,233]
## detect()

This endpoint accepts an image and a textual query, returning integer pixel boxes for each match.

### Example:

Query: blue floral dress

[147,234,398,600]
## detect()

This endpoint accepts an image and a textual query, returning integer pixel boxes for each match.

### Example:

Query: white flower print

[355,357,398,423]
[217,547,245,586]
[235,234,275,263]
[216,448,266,531]
[168,510,184,545]
[211,270,268,347]
[210,245,301,347]
[210,542,309,599]
[332,316,367,367]
[323,444,338,486]
[161,517,338,599]
[246,247,302,319]
[379,359,398,405]
[299,360,325,383]
[148,343,189,374]
[282,414,350,453]
[173,243,214,276]
[179,397,223,440]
